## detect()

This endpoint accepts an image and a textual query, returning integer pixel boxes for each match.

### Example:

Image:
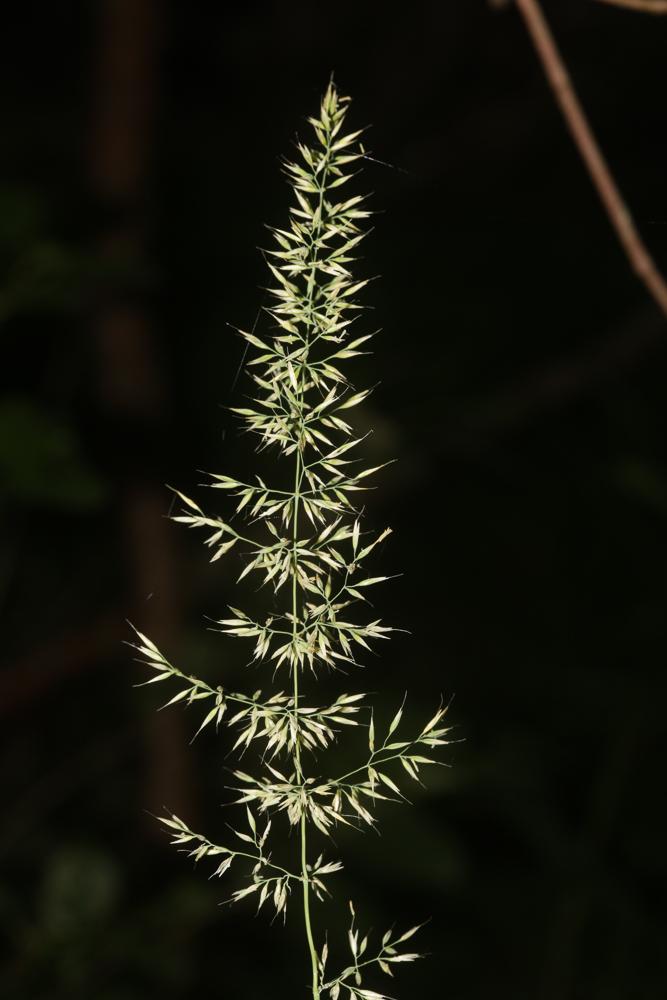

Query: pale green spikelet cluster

[131,82,452,1000]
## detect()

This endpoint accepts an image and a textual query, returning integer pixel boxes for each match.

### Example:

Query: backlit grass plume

[131,82,452,999]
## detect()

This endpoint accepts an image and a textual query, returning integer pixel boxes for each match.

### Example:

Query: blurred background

[2,1,667,997]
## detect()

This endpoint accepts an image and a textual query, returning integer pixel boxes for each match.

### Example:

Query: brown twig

[514,0,667,318]
[594,0,667,13]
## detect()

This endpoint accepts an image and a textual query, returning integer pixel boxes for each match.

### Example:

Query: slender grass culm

[130,82,452,999]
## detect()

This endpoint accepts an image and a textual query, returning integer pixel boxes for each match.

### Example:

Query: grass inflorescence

[131,82,452,1000]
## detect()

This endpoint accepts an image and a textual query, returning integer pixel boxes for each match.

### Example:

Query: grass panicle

[131,82,452,1000]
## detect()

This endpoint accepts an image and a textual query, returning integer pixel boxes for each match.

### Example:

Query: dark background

[2,1,667,997]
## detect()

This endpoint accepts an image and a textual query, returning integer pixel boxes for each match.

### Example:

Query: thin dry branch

[514,0,667,318]
[594,0,667,13]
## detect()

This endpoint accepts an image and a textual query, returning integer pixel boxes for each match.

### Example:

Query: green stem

[234,852,296,880]
[301,812,319,997]
[333,745,419,787]
[292,121,333,1000]
[292,449,320,999]
[320,944,391,992]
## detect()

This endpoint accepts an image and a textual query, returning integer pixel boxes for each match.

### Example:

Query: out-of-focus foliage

[0,398,104,508]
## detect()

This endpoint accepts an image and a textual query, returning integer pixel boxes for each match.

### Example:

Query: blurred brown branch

[0,615,123,717]
[514,0,667,318]
[442,306,664,453]
[594,0,667,13]
[90,0,194,825]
